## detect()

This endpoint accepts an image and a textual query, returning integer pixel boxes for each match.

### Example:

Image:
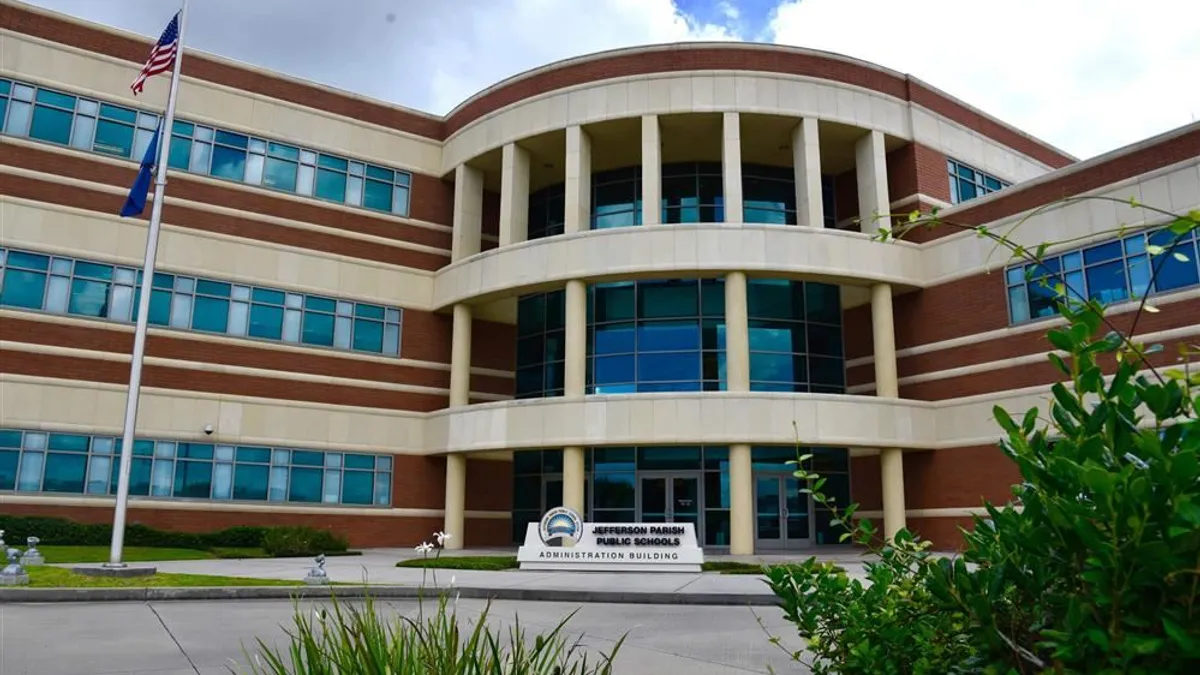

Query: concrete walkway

[4,548,874,605]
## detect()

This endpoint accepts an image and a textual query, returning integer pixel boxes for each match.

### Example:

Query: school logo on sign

[539,506,583,547]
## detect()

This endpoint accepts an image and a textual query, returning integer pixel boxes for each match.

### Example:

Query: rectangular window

[0,426,393,507]
[947,159,1010,205]
[0,245,404,357]
[1006,226,1200,324]
[0,78,413,218]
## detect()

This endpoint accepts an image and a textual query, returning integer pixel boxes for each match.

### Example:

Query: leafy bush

[243,593,624,675]
[0,516,345,556]
[764,506,977,674]
[926,299,1200,672]
[260,526,348,557]
[763,202,1199,674]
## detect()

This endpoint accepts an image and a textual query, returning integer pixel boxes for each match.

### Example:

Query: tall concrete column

[562,278,588,514]
[724,271,750,392]
[443,454,466,550]
[724,271,754,554]
[499,142,531,246]
[452,163,484,261]
[792,118,823,228]
[449,303,472,407]
[855,130,891,235]
[721,112,743,223]
[871,283,906,539]
[442,303,472,549]
[564,125,592,234]
[641,115,662,225]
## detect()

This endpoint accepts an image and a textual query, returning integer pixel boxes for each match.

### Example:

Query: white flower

[415,542,434,555]
[434,531,453,546]
[450,574,457,587]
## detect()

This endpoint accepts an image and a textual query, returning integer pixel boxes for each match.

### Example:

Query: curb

[0,584,781,607]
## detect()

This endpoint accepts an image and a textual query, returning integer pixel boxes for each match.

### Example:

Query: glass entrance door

[755,474,810,549]
[639,474,702,532]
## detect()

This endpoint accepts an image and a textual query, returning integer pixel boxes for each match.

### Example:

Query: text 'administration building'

[2,1,1199,554]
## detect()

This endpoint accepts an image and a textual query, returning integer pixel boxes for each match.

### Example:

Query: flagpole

[107,0,189,568]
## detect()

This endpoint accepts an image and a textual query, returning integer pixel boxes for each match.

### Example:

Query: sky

[21,0,1200,159]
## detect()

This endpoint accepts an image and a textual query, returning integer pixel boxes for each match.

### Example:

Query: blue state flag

[120,124,162,218]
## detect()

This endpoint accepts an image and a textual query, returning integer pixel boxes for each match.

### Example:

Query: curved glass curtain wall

[526,163,837,240]
[511,446,851,547]
[515,278,845,398]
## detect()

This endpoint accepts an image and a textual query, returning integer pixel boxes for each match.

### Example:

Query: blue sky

[22,0,1200,159]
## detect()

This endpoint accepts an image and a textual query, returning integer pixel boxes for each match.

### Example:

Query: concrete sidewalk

[1,548,874,605]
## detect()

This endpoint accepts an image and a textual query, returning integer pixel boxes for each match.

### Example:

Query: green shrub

[243,593,624,675]
[763,204,1200,674]
[260,526,348,557]
[0,516,318,556]
[925,298,1200,672]
[764,522,977,674]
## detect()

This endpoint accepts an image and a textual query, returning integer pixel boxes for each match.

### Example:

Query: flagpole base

[73,564,157,578]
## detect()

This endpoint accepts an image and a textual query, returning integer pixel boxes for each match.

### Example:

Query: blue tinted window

[288,467,323,502]
[1006,225,1200,324]
[0,78,411,216]
[0,427,392,507]
[0,269,46,308]
[0,245,403,356]
[520,278,840,397]
[947,159,1010,205]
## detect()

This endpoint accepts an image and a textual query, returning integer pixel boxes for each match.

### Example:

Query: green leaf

[1146,244,1166,256]
[1047,329,1075,352]
[1168,216,1196,235]
[1173,251,1190,263]
[993,406,1019,433]
[1177,500,1200,526]
[1163,617,1198,651]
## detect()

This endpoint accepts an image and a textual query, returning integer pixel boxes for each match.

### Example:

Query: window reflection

[515,278,844,397]
[1006,226,1200,324]
[526,163,837,240]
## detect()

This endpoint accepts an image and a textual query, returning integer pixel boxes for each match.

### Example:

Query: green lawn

[23,566,302,588]
[397,555,520,571]
[34,545,218,564]
[32,545,282,563]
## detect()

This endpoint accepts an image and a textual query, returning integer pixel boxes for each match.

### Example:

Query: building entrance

[754,473,811,550]
[637,473,702,533]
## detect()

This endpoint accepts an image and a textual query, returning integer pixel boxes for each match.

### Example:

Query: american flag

[130,12,180,95]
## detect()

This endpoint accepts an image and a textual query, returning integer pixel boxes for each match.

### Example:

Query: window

[515,278,845,397]
[0,77,413,217]
[592,167,642,230]
[948,159,1010,205]
[1005,225,1199,324]
[526,163,838,240]
[515,290,567,397]
[662,162,725,224]
[0,428,393,506]
[0,245,403,357]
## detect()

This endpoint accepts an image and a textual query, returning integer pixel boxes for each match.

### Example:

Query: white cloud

[421,0,740,114]
[23,0,738,116]
[767,0,1200,158]
[21,0,1200,157]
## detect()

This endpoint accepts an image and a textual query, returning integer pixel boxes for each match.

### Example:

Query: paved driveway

[0,598,811,674]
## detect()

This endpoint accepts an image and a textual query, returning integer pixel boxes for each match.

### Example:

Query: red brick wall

[910,127,1200,243]
[850,446,1022,550]
[0,502,511,548]
[0,312,515,412]
[0,146,452,268]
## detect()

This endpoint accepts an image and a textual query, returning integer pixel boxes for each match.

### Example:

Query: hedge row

[0,515,348,557]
